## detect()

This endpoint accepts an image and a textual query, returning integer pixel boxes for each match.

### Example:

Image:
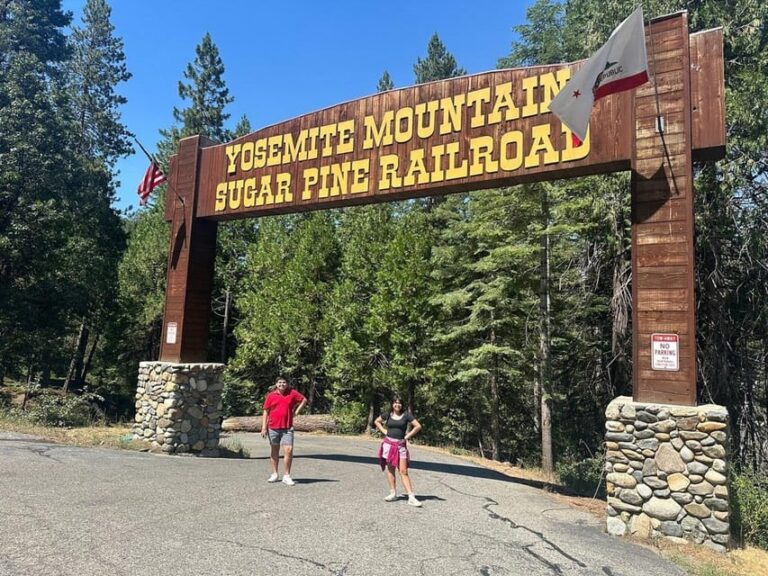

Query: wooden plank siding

[159,136,219,363]
[631,12,697,405]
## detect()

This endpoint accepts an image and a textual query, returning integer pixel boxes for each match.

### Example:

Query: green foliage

[731,470,768,549]
[330,400,368,434]
[377,71,394,91]
[413,33,466,83]
[556,455,605,497]
[220,375,263,417]
[23,390,104,427]
[171,32,233,142]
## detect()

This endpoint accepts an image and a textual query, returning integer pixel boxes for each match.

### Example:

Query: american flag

[138,161,167,205]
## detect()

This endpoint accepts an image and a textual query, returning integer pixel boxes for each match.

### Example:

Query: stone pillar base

[605,396,730,552]
[133,362,225,456]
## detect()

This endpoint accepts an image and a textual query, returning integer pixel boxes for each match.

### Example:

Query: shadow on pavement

[297,453,553,491]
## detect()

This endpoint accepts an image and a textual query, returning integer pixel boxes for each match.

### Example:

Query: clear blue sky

[63,0,534,212]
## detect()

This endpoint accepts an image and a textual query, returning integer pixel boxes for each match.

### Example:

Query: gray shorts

[268,428,294,446]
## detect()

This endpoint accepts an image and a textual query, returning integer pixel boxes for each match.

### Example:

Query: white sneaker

[267,473,279,483]
[408,495,422,507]
[282,475,296,486]
[384,491,398,502]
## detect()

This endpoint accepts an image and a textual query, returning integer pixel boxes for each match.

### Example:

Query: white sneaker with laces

[267,473,279,483]
[282,474,296,486]
[384,491,398,502]
[408,495,422,507]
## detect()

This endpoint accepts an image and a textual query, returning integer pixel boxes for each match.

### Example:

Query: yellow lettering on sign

[215,182,227,210]
[525,123,559,168]
[539,69,571,113]
[337,120,355,154]
[266,136,283,167]
[379,155,401,190]
[439,94,465,135]
[254,138,267,168]
[499,130,524,171]
[243,177,257,207]
[302,168,319,200]
[469,136,498,176]
[444,141,468,180]
[275,173,292,203]
[256,175,274,206]
[283,132,307,163]
[240,141,254,171]
[363,112,394,149]
[414,100,439,139]
[225,144,241,175]
[350,159,370,193]
[561,126,590,161]
[403,149,430,187]
[467,87,491,128]
[487,82,520,125]
[395,107,414,143]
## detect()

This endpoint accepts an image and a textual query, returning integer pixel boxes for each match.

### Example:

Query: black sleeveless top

[381,411,414,440]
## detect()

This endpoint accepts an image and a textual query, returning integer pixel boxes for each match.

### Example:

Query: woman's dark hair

[391,394,403,405]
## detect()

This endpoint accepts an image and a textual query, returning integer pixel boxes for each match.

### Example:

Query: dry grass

[0,417,144,451]
[657,540,768,576]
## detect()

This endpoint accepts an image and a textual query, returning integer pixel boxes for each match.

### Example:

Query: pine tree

[62,0,130,391]
[0,0,78,383]
[377,71,394,92]
[67,0,132,165]
[413,33,466,83]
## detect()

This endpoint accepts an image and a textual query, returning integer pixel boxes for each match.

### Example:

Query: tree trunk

[220,288,231,362]
[366,394,376,433]
[222,414,337,433]
[22,365,34,411]
[80,332,100,387]
[540,190,554,475]
[609,194,631,395]
[64,319,88,392]
[490,324,501,461]
[407,382,415,415]
[307,374,317,413]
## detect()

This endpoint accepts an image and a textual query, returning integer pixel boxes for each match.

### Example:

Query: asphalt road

[0,431,685,576]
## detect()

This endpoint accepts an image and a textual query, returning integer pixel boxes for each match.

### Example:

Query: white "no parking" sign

[651,333,679,371]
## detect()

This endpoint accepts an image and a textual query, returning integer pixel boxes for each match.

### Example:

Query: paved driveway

[0,431,684,576]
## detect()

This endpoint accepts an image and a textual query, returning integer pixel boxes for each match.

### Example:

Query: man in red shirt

[260,376,307,486]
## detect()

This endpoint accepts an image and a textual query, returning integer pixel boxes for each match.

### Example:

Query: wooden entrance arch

[159,12,724,406]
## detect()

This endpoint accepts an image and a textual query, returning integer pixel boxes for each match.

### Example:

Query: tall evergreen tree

[0,0,77,383]
[67,0,132,165]
[413,33,466,83]
[377,71,394,92]
[61,0,130,391]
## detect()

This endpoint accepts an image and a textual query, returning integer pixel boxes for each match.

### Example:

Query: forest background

[0,0,765,546]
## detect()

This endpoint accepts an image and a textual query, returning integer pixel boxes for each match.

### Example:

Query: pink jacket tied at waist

[378,437,409,470]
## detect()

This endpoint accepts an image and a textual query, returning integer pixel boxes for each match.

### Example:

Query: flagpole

[133,136,185,208]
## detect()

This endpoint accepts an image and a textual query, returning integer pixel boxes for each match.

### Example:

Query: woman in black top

[374,394,423,507]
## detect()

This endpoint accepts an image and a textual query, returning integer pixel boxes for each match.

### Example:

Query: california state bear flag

[550,6,649,144]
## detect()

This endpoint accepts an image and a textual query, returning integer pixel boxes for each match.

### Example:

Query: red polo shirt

[263,389,305,429]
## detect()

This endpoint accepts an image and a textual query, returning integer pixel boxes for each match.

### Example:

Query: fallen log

[222,414,338,433]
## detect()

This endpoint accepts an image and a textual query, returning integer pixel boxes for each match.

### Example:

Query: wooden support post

[631,13,697,405]
[159,135,218,363]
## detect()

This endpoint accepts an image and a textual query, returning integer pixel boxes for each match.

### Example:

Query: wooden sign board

[160,12,725,406]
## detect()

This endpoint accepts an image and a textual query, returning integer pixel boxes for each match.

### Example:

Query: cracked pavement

[0,431,685,576]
